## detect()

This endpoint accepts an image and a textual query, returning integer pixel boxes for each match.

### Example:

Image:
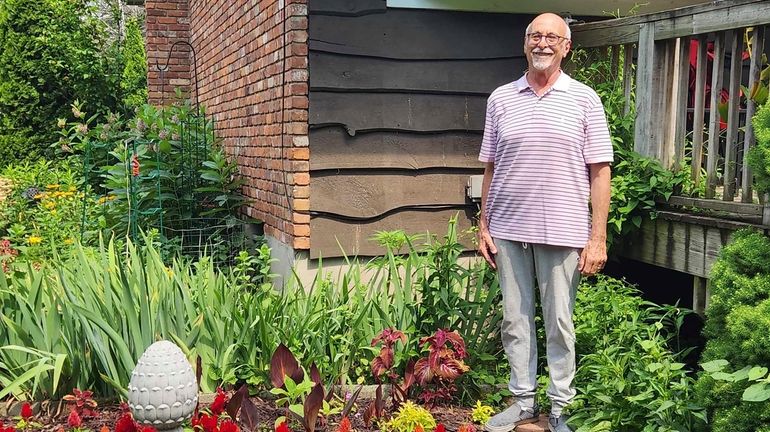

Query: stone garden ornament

[128,341,198,432]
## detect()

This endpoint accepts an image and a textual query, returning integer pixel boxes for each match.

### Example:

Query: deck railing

[571,0,770,225]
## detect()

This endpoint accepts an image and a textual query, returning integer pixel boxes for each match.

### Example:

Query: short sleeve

[478,95,498,163]
[582,95,614,164]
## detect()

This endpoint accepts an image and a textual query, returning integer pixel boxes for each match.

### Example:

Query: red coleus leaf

[210,387,228,415]
[67,410,82,428]
[20,402,33,419]
[435,358,470,381]
[413,357,433,385]
[371,328,407,347]
[270,344,303,389]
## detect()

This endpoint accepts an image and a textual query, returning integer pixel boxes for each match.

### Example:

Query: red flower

[210,388,228,415]
[138,427,157,432]
[275,422,290,432]
[435,425,446,432]
[199,413,219,432]
[131,154,140,177]
[67,410,82,428]
[336,417,351,432]
[219,420,239,432]
[414,425,424,432]
[20,402,33,419]
[457,424,476,432]
[115,413,137,432]
[0,422,17,432]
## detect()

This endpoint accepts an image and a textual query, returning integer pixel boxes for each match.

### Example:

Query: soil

[0,398,476,432]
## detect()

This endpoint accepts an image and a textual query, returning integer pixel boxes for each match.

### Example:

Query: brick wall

[145,0,191,103]
[145,0,310,252]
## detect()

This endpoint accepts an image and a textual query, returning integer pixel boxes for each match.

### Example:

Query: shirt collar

[514,70,571,93]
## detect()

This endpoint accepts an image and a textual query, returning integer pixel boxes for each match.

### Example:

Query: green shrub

[568,275,706,431]
[695,230,770,431]
[121,15,148,111]
[0,160,101,265]
[0,0,117,166]
[749,101,770,196]
[380,401,437,432]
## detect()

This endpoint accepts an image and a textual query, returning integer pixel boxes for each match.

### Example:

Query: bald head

[525,13,571,40]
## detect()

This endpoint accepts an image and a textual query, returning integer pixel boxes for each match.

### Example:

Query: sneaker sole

[484,417,540,432]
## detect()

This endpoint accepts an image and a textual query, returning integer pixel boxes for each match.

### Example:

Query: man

[478,13,613,432]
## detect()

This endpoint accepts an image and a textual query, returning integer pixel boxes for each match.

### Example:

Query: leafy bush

[0,160,101,265]
[749,101,770,196]
[0,0,117,166]
[120,15,148,111]
[380,401,437,432]
[568,275,706,431]
[695,230,770,431]
[571,47,691,249]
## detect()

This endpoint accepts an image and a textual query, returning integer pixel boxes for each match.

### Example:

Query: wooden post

[675,37,691,167]
[623,43,635,116]
[635,23,656,158]
[693,276,710,317]
[692,34,709,188]
[764,194,770,226]
[724,30,744,201]
[658,39,678,168]
[743,26,766,203]
[706,31,726,199]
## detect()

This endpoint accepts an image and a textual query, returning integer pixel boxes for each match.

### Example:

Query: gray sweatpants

[494,238,580,417]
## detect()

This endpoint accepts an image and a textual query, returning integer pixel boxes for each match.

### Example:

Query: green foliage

[120,15,148,111]
[380,401,437,432]
[570,47,690,250]
[695,230,770,431]
[569,275,706,431]
[0,0,117,166]
[749,100,770,195]
[701,360,770,403]
[0,160,100,264]
[471,400,495,424]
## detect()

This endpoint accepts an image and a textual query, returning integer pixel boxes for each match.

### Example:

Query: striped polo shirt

[478,71,613,248]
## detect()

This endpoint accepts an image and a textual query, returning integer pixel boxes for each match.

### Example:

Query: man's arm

[478,161,497,269]
[579,162,611,275]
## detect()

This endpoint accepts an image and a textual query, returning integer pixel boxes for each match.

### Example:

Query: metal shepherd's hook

[155,40,200,109]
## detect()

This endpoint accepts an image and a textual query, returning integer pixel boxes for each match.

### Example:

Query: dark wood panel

[309,52,525,94]
[310,208,476,258]
[311,172,473,218]
[308,0,386,17]
[309,128,483,170]
[309,92,487,134]
[309,9,528,59]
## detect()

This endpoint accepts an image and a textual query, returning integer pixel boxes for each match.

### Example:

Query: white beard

[531,55,553,71]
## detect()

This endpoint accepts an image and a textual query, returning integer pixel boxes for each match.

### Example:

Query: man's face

[524,15,571,73]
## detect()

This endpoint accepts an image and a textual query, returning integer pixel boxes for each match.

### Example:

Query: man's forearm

[589,162,611,240]
[480,162,495,230]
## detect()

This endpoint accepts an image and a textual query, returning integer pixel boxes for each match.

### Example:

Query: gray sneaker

[484,403,539,432]
[548,414,572,432]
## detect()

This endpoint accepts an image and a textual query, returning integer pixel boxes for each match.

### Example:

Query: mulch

[0,398,476,432]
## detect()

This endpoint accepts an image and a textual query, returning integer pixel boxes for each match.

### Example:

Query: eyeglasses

[526,32,569,46]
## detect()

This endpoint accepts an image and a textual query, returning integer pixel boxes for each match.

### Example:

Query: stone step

[516,415,550,432]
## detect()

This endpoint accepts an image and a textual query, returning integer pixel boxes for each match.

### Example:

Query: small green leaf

[749,367,768,381]
[743,383,770,402]
[701,359,729,373]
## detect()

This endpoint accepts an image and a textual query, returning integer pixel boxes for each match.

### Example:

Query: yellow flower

[64,238,74,245]
[46,184,60,190]
[27,236,42,245]
[165,267,174,278]
[33,193,44,199]
[97,196,108,204]
[68,186,77,192]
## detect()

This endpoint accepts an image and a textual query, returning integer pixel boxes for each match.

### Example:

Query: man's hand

[579,237,606,276]
[478,228,497,269]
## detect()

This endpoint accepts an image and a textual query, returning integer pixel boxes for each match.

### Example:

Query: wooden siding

[308,5,528,258]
